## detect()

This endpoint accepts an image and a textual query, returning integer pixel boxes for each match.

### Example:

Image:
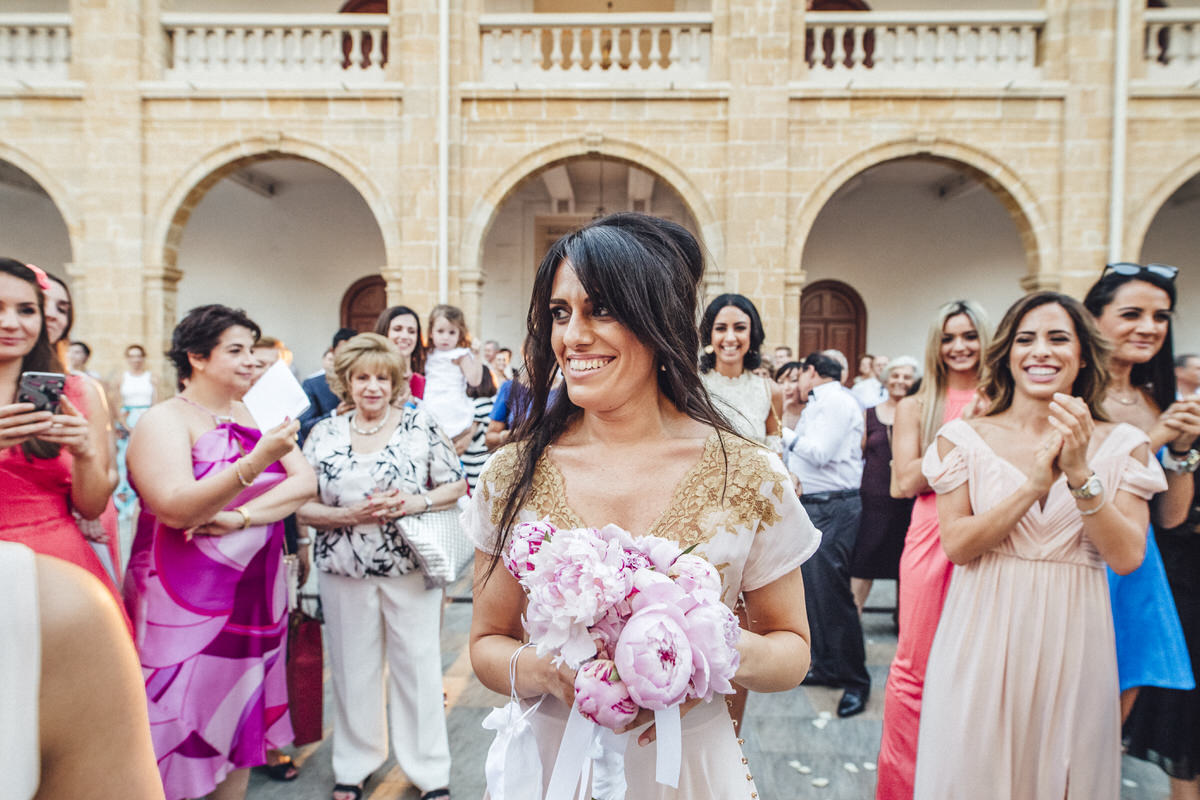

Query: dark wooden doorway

[341,275,386,332]
[798,279,866,371]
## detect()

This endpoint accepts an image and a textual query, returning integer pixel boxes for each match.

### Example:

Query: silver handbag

[395,508,474,589]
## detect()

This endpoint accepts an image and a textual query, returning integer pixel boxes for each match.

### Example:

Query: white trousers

[319,570,452,790]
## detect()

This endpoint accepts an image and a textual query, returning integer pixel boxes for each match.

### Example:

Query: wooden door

[798,280,866,373]
[341,275,387,332]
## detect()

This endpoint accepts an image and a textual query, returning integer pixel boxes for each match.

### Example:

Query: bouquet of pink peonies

[504,519,742,731]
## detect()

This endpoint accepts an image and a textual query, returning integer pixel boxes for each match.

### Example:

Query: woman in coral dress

[0,259,118,600]
[466,213,821,799]
[875,300,989,800]
[914,292,1162,798]
[123,304,315,800]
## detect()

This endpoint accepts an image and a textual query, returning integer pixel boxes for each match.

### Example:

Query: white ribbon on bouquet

[544,704,682,800]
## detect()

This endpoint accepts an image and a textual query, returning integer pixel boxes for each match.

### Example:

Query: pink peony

[574,659,639,730]
[504,519,556,579]
[683,600,742,700]
[522,527,635,668]
[635,535,684,571]
[668,554,722,601]
[614,601,693,710]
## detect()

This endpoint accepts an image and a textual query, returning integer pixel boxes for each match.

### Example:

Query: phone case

[17,372,66,412]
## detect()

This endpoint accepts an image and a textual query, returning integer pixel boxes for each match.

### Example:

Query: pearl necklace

[351,407,391,436]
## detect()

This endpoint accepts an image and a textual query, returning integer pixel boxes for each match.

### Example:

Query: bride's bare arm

[734,568,811,692]
[469,551,576,704]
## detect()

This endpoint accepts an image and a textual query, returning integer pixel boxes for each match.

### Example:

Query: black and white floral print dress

[302,401,465,579]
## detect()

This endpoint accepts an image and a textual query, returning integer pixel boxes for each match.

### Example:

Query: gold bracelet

[234,459,254,487]
[235,506,251,529]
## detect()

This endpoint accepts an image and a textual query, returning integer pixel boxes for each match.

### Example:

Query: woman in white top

[698,293,783,453]
[114,344,156,516]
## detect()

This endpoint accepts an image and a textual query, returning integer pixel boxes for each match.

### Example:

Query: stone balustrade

[0,14,71,83]
[478,12,712,87]
[804,10,1045,86]
[161,13,388,84]
[1144,8,1200,84]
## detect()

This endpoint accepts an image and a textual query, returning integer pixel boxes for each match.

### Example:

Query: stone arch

[459,136,724,284]
[0,142,81,263]
[1127,151,1200,259]
[150,135,398,274]
[789,137,1050,290]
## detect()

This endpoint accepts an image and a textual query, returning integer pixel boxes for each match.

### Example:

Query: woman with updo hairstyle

[698,293,783,453]
[299,332,465,800]
[375,304,427,398]
[914,292,1162,798]
[466,213,820,798]
[123,303,315,800]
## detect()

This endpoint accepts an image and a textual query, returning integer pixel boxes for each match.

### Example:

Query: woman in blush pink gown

[123,304,315,800]
[914,292,1161,799]
[875,299,990,800]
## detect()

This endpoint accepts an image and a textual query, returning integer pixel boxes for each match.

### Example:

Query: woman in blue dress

[1084,262,1199,719]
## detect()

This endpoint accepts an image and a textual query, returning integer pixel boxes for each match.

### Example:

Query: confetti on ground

[1122,779,1138,788]
[843,762,859,773]
[862,762,877,771]
[811,718,828,729]
[818,711,833,720]
[787,760,812,774]
[811,777,830,788]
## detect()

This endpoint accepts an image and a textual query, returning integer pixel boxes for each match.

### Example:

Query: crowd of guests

[3,224,1200,800]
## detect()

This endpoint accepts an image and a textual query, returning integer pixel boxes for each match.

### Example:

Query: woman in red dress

[0,258,118,599]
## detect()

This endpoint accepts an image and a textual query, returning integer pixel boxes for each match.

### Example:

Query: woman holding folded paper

[465,213,822,798]
[123,304,315,800]
[298,333,466,800]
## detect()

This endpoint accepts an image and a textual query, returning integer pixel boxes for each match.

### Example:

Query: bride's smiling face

[549,262,657,413]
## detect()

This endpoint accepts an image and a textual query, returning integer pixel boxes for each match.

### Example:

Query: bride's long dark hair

[488,213,735,576]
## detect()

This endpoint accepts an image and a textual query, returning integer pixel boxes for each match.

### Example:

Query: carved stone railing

[1143,8,1200,84]
[478,12,712,87]
[805,10,1044,86]
[161,13,388,84]
[0,14,71,83]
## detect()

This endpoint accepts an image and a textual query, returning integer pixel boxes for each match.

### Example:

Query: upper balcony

[0,13,72,86]
[1141,6,1200,88]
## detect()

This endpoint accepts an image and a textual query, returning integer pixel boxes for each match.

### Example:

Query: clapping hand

[1047,392,1094,485]
[1154,398,1200,453]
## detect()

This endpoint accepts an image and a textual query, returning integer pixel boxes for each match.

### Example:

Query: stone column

[1043,0,1119,298]
[722,0,794,346]
[69,0,157,380]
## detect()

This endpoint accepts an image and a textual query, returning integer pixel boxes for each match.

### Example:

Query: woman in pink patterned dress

[123,304,315,800]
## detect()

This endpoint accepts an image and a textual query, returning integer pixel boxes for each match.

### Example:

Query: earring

[660,364,667,372]
[704,345,714,355]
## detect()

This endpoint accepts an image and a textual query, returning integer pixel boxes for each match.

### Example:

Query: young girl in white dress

[423,304,484,444]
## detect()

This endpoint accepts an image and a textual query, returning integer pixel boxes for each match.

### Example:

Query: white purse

[481,644,545,800]
[394,506,474,589]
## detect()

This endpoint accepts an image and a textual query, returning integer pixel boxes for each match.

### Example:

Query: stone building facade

[1,0,1198,379]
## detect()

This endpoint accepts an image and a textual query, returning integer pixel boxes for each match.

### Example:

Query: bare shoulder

[36,556,126,668]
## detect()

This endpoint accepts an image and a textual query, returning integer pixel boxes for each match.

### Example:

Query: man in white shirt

[1176,353,1200,398]
[851,353,888,408]
[787,352,870,717]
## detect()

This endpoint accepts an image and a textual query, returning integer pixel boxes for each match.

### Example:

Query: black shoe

[837,688,869,718]
[801,671,838,688]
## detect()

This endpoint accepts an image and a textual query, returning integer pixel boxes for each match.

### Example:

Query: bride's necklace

[351,407,391,436]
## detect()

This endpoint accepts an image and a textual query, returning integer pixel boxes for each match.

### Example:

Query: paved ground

[243,579,1171,800]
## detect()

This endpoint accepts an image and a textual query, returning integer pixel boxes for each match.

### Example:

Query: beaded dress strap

[176,395,236,425]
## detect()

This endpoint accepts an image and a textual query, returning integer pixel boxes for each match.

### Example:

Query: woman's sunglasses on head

[1104,262,1179,281]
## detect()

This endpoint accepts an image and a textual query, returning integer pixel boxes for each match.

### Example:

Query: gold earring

[704,345,714,355]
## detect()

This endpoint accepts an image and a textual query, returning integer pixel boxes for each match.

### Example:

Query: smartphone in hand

[17,371,66,413]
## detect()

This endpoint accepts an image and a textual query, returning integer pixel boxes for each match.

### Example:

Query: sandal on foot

[261,755,299,781]
[420,790,450,800]
[332,783,364,800]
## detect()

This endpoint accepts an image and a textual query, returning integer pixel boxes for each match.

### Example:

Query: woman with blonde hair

[299,333,465,800]
[876,299,989,800]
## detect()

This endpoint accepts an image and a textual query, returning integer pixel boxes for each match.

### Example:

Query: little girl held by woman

[424,304,484,443]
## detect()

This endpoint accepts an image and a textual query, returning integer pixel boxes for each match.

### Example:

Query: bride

[464,213,822,798]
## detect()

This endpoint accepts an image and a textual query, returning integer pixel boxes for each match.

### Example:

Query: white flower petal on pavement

[843,763,859,773]
[811,777,830,788]
[812,718,828,729]
[863,762,877,771]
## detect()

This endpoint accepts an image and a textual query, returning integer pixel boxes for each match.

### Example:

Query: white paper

[242,360,310,431]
